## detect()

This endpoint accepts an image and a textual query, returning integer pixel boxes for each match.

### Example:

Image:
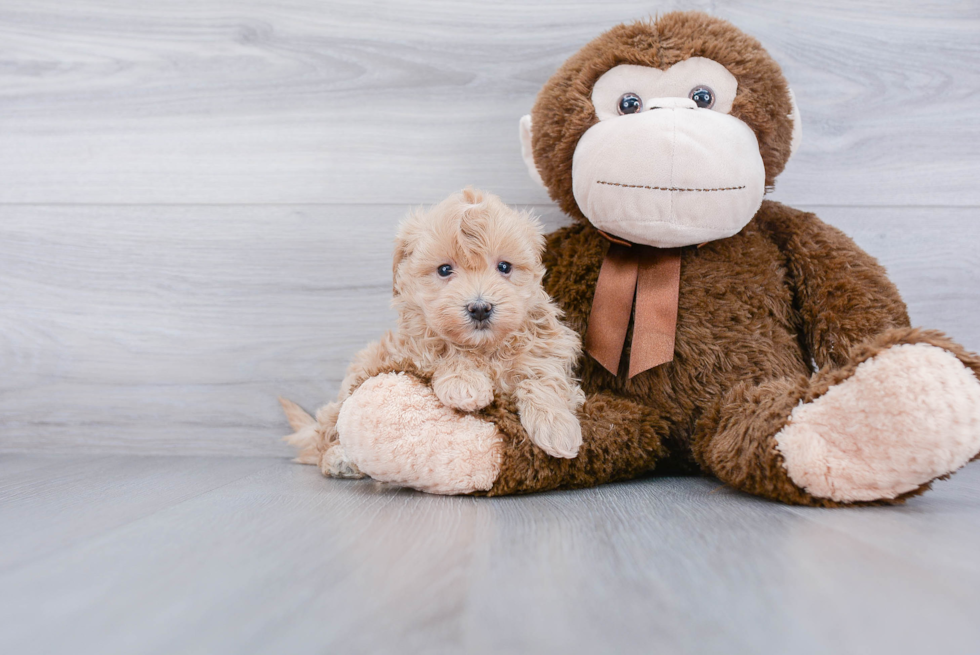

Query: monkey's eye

[437,264,453,277]
[497,261,512,275]
[690,86,714,109]
[617,93,643,115]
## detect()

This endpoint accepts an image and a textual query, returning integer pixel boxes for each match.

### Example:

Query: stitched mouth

[596,180,745,192]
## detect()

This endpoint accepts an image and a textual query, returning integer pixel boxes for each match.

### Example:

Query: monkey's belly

[578,223,810,431]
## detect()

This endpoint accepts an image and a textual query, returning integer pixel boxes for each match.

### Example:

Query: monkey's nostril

[466,301,493,322]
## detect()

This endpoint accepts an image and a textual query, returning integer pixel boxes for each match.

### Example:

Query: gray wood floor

[2,453,980,655]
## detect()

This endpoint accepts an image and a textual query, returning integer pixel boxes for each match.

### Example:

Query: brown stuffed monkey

[290,11,980,506]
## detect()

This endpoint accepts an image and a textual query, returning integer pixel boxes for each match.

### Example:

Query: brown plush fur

[465,12,980,505]
[479,195,980,503]
[482,201,925,502]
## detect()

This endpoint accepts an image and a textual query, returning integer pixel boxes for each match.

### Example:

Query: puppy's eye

[617,93,642,115]
[689,86,714,109]
[437,264,453,277]
[497,261,512,275]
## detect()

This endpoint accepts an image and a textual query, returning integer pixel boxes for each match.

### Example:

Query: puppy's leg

[314,401,367,478]
[321,441,365,479]
[515,378,583,459]
[280,399,364,478]
[432,362,495,412]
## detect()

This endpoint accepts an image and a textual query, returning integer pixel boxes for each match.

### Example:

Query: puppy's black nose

[466,301,493,322]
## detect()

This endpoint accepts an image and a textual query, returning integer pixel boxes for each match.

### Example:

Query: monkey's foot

[336,372,502,494]
[775,343,980,502]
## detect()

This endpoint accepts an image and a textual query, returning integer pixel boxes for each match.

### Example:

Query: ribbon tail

[628,247,682,378]
[585,243,638,376]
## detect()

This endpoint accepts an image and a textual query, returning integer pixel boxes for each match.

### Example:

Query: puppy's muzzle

[466,301,493,326]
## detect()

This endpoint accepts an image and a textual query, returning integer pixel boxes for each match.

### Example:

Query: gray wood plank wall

[1,1,978,456]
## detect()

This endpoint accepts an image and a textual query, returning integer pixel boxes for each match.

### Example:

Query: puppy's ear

[392,210,422,294]
[392,239,407,295]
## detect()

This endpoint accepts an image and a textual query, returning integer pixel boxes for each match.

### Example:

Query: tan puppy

[282,188,585,477]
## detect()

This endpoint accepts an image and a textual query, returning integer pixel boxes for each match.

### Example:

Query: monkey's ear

[519,115,546,188]
[787,89,803,161]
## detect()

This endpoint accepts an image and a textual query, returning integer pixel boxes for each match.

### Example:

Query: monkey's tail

[279,397,322,465]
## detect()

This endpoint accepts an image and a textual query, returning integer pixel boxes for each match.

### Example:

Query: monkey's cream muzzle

[571,98,766,248]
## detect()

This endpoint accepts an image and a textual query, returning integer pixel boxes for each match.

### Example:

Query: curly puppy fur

[283,188,585,471]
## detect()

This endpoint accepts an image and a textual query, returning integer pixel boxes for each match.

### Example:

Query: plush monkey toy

[307,11,980,505]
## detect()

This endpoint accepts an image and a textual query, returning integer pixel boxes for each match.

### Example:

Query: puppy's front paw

[433,371,494,412]
[522,406,583,459]
[320,443,365,479]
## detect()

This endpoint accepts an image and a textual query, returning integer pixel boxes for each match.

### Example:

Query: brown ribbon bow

[585,232,682,378]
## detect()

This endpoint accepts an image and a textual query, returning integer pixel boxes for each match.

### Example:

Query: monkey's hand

[336,372,502,495]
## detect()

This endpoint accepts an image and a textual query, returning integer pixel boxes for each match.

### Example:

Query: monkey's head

[520,12,801,248]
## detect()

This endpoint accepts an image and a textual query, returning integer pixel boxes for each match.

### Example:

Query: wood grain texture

[1,454,979,655]
[0,0,978,205]
[1,204,977,456]
[0,455,272,572]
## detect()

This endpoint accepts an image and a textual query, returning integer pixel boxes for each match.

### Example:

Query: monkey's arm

[755,201,910,368]
[481,392,670,495]
[329,368,676,495]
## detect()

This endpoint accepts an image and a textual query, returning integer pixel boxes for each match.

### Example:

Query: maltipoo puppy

[281,187,585,478]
